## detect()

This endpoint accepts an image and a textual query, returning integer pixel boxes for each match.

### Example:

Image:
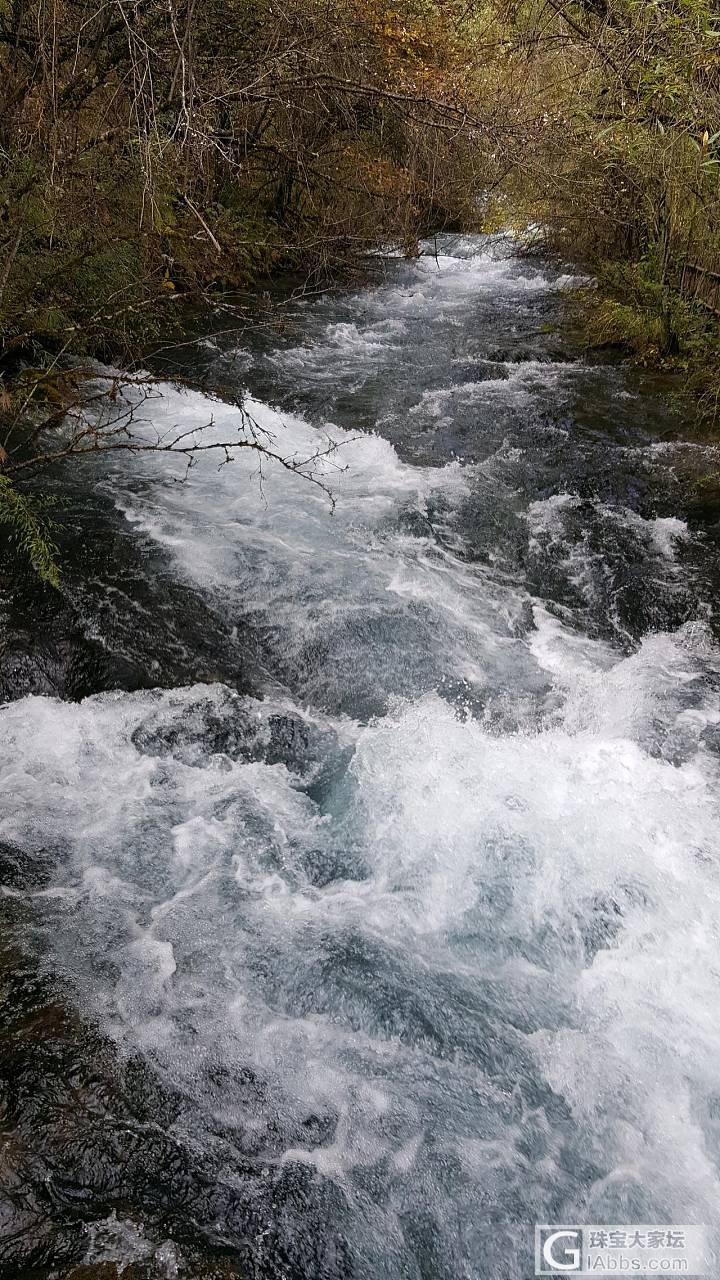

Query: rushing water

[2,235,720,1278]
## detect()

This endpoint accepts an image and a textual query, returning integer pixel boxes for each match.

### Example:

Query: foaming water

[2,233,720,1277]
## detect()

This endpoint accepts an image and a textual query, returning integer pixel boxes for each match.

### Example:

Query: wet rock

[0,905,354,1280]
[0,578,117,702]
[0,492,257,705]
[0,839,56,890]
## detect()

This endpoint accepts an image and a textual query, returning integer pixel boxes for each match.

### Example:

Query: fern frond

[0,475,61,588]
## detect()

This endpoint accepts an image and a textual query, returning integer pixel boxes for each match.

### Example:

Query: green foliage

[477,0,720,418]
[0,477,61,588]
[588,295,668,356]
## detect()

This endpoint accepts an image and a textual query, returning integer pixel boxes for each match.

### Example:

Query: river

[1,234,720,1278]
